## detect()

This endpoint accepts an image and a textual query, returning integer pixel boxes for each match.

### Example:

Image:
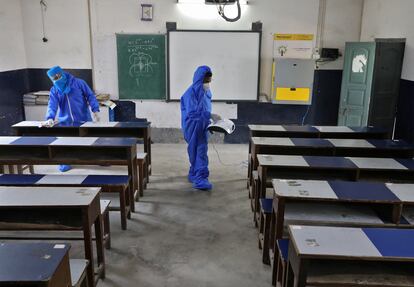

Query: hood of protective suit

[191,65,212,101]
[47,66,72,94]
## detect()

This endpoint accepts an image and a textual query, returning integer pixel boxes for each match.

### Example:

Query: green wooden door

[117,34,166,100]
[338,42,376,126]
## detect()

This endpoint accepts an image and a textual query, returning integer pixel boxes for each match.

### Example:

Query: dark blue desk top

[368,139,414,149]
[258,154,414,171]
[282,125,319,133]
[0,136,137,147]
[290,138,333,147]
[363,228,414,258]
[303,156,358,169]
[13,121,151,129]
[0,242,70,282]
[328,180,400,202]
[0,174,130,185]
[249,125,387,135]
[273,179,414,203]
[252,137,413,150]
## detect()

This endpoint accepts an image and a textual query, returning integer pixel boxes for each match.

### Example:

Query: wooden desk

[0,136,139,207]
[286,225,414,287]
[269,180,414,273]
[0,242,71,287]
[0,174,132,230]
[248,125,388,139]
[13,121,152,175]
[248,137,414,187]
[0,186,104,287]
[255,155,414,221]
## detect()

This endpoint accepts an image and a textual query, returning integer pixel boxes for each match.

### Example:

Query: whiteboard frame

[167,29,262,102]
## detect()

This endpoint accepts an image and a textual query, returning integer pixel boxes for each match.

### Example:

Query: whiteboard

[168,31,260,101]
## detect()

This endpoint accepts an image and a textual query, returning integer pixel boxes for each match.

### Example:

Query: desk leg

[83,215,95,287]
[287,241,308,287]
[128,178,135,213]
[94,214,106,279]
[132,157,139,202]
[256,166,267,222]
[138,159,144,197]
[247,139,252,188]
[144,132,152,176]
[274,197,285,240]
[120,188,127,230]
[128,147,139,203]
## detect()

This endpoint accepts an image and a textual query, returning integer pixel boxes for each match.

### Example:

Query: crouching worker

[42,66,100,172]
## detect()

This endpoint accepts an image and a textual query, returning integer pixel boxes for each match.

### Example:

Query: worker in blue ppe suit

[43,66,100,172]
[181,66,213,190]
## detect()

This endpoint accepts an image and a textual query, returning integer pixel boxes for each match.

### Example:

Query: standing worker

[42,66,100,172]
[181,66,213,190]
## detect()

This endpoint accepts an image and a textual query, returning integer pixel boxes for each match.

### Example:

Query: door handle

[342,108,348,116]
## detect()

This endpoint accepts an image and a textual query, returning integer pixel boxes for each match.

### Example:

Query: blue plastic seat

[277,239,289,261]
[260,198,273,214]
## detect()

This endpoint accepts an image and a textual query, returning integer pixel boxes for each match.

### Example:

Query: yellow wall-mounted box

[275,87,310,102]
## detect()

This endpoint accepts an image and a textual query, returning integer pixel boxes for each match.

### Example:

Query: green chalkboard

[117,34,166,99]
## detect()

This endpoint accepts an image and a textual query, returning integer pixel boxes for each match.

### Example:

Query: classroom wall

[20,0,92,69]
[317,0,364,70]
[89,0,363,135]
[0,0,27,134]
[361,0,414,143]
[19,0,93,92]
[91,0,319,99]
[0,0,365,140]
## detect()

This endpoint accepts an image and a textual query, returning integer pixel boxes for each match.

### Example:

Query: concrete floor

[35,144,271,287]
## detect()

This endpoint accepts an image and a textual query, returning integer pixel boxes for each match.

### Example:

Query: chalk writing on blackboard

[127,39,159,86]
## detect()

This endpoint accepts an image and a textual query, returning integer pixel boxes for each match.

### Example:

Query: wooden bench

[250,171,258,213]
[269,180,414,286]
[0,136,140,204]
[286,226,414,287]
[248,137,414,187]
[13,120,153,177]
[258,198,272,265]
[137,152,148,198]
[0,174,132,230]
[0,187,105,286]
[0,242,89,287]
[248,125,388,139]
[273,239,288,287]
[100,200,111,249]
[70,259,89,287]
[255,155,414,226]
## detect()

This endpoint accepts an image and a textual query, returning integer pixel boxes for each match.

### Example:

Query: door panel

[338,42,376,126]
[368,41,405,132]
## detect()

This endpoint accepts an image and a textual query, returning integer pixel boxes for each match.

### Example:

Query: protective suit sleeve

[45,88,59,120]
[79,79,100,113]
[180,98,187,131]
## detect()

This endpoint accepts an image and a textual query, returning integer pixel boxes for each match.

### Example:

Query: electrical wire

[211,142,245,167]
[215,0,241,22]
[40,0,48,42]
[301,105,311,126]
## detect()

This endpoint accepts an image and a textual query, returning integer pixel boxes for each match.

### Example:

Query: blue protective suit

[46,68,100,124]
[180,66,212,190]
[46,66,100,173]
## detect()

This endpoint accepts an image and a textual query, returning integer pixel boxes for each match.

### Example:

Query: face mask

[203,83,210,91]
[50,73,70,94]
[53,76,68,93]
